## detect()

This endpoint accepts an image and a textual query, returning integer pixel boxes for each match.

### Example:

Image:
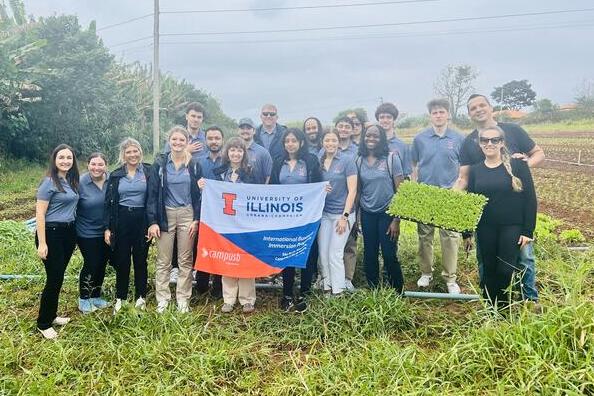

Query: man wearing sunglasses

[454,93,545,306]
[255,104,287,162]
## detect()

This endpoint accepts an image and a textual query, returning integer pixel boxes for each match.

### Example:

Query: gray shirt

[279,159,308,184]
[411,127,464,188]
[118,165,147,208]
[247,142,273,184]
[259,125,277,151]
[76,173,107,238]
[321,152,357,214]
[164,156,192,208]
[358,155,403,213]
[37,176,79,223]
[388,136,412,177]
[318,142,358,160]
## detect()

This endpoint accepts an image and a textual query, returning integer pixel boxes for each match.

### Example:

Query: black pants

[77,236,109,299]
[35,223,76,330]
[282,238,319,297]
[476,224,522,308]
[360,210,403,293]
[113,206,149,300]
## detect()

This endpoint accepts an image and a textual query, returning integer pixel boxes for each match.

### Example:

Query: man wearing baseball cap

[238,117,273,184]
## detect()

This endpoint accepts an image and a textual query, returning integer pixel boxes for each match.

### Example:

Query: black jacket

[269,153,322,185]
[212,164,258,184]
[146,154,203,231]
[103,162,152,248]
[254,123,287,163]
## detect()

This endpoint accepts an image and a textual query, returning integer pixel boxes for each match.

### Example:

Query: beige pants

[155,206,195,304]
[417,223,460,283]
[222,276,256,305]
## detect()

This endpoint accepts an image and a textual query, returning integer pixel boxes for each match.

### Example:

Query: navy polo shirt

[164,156,192,208]
[411,127,464,188]
[321,152,357,214]
[118,165,147,207]
[37,177,79,223]
[246,142,273,184]
[199,153,223,180]
[76,173,107,237]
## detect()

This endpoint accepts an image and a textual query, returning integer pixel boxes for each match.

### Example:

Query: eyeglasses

[262,112,277,117]
[479,137,504,145]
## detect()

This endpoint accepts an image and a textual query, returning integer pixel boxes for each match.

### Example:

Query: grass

[523,118,594,133]
[1,214,593,394]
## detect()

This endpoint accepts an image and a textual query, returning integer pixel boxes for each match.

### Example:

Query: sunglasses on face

[479,137,504,145]
[262,112,277,117]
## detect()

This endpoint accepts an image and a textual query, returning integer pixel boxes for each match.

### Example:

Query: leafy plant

[559,229,586,245]
[387,180,487,232]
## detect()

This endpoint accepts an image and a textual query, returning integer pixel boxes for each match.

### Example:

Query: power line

[157,20,594,46]
[97,13,153,32]
[111,35,153,48]
[161,0,439,14]
[160,8,594,37]
[96,0,437,32]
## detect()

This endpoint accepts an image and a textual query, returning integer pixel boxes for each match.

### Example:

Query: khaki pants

[417,223,459,283]
[155,206,195,304]
[222,276,256,305]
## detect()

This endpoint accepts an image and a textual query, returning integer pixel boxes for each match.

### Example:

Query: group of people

[34,96,542,339]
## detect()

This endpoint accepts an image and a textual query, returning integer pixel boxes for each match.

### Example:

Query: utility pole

[152,0,160,156]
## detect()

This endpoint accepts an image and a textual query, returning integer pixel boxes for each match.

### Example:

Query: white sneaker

[447,282,461,294]
[417,274,433,288]
[38,327,58,340]
[113,299,123,314]
[344,279,356,292]
[169,268,179,284]
[52,316,71,326]
[177,300,189,313]
[156,300,169,314]
[135,297,146,310]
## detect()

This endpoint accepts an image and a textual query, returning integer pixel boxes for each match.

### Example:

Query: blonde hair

[479,126,523,192]
[118,137,143,165]
[167,125,192,165]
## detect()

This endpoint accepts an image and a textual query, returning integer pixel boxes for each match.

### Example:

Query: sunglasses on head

[479,137,504,145]
[262,112,277,117]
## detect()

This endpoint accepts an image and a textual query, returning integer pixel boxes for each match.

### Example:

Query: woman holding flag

[270,128,322,312]
[199,137,259,313]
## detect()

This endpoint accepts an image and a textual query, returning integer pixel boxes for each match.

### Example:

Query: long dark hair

[282,128,309,160]
[47,144,79,192]
[221,137,251,173]
[358,124,389,158]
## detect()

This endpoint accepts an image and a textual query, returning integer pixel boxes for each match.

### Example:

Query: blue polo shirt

[76,173,107,237]
[246,142,273,184]
[279,160,308,184]
[118,165,147,208]
[199,153,223,180]
[164,156,192,208]
[321,152,357,214]
[308,144,321,156]
[358,155,403,213]
[259,125,278,151]
[388,136,412,177]
[37,177,79,223]
[163,129,207,161]
[411,127,464,188]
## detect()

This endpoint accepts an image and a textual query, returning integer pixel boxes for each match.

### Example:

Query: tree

[491,79,536,111]
[433,64,478,123]
[574,78,594,115]
[333,107,369,123]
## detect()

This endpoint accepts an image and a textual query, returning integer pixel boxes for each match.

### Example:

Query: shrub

[386,181,487,232]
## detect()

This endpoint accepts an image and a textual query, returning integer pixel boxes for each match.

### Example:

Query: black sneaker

[280,296,294,312]
[293,297,307,313]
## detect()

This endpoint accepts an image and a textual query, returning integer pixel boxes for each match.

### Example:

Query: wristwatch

[343,212,349,218]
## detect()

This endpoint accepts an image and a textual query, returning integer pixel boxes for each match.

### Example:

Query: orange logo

[222,193,237,215]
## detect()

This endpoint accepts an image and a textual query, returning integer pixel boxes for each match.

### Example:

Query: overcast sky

[24,0,594,124]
